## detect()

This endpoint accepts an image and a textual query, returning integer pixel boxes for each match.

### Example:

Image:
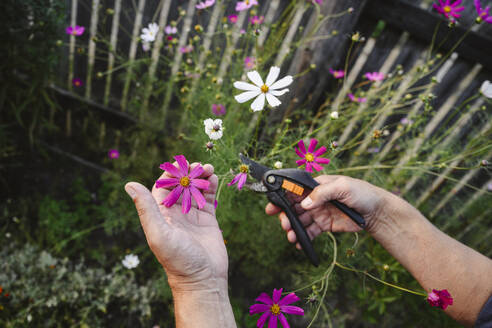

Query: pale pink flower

[244,56,255,70]
[236,0,258,12]
[249,15,264,25]
[66,25,85,36]
[179,45,194,53]
[348,93,366,103]
[164,25,177,34]
[365,72,385,81]
[196,0,215,9]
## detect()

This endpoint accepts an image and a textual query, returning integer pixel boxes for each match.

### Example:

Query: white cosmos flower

[122,254,140,269]
[204,118,223,140]
[330,111,339,119]
[233,66,293,112]
[141,23,159,43]
[480,80,492,99]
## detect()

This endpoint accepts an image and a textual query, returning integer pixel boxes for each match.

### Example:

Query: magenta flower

[108,149,119,159]
[228,15,238,23]
[66,25,85,36]
[249,288,304,328]
[196,0,215,9]
[244,56,255,70]
[214,199,218,209]
[427,289,453,310]
[72,78,83,87]
[295,139,330,172]
[228,165,249,190]
[156,155,210,214]
[211,104,226,116]
[475,0,492,23]
[348,93,366,103]
[329,68,345,79]
[433,0,465,19]
[312,0,323,3]
[249,15,264,25]
[179,45,194,53]
[236,0,258,11]
[364,71,385,81]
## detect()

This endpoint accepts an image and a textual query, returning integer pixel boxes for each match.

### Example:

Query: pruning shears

[240,154,366,267]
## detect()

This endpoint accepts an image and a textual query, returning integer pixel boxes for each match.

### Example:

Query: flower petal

[305,162,313,173]
[268,313,278,328]
[234,81,260,91]
[189,164,204,179]
[266,93,281,107]
[273,288,283,303]
[265,66,280,86]
[311,162,324,171]
[251,93,266,112]
[315,157,330,164]
[155,178,179,188]
[238,172,248,190]
[249,303,271,315]
[247,70,264,87]
[270,89,289,96]
[190,186,207,209]
[255,292,273,305]
[175,155,188,174]
[235,90,261,103]
[297,140,306,154]
[313,146,327,157]
[162,185,183,207]
[280,305,304,316]
[191,178,210,190]
[296,159,307,166]
[269,75,293,90]
[160,162,183,178]
[307,139,318,153]
[256,311,271,328]
[279,293,300,306]
[181,188,192,214]
[295,147,304,158]
[278,313,290,328]
[228,173,241,187]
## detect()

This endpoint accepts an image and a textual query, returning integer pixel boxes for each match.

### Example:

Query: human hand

[124,162,227,292]
[265,175,387,249]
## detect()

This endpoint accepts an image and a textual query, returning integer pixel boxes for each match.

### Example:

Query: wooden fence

[55,0,491,254]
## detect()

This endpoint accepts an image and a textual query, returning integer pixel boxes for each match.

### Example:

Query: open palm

[126,162,228,290]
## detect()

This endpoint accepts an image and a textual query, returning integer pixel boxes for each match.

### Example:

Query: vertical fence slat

[389,63,483,177]
[196,3,223,73]
[257,0,281,47]
[103,0,123,106]
[85,0,100,99]
[68,0,78,91]
[120,0,146,111]
[140,0,172,119]
[406,98,485,198]
[216,11,248,79]
[273,3,306,67]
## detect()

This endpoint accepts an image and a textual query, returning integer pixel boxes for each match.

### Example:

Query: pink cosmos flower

[211,104,226,116]
[433,0,465,19]
[66,25,85,36]
[179,45,194,53]
[236,0,258,12]
[196,0,215,9]
[400,117,414,125]
[228,15,238,23]
[250,15,264,25]
[72,78,83,87]
[214,199,218,209]
[329,68,345,79]
[244,56,255,70]
[427,289,453,310]
[364,71,385,81]
[164,25,177,34]
[348,93,366,103]
[228,165,249,190]
[156,155,210,214]
[475,0,492,23]
[108,149,119,159]
[249,288,304,328]
[295,139,330,172]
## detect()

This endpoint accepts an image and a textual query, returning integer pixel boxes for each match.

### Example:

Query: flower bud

[330,111,339,120]
[274,161,283,169]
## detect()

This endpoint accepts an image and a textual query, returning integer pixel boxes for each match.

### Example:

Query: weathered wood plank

[104,0,123,106]
[85,0,100,99]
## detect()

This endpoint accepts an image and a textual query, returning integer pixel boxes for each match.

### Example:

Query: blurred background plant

[1,0,491,327]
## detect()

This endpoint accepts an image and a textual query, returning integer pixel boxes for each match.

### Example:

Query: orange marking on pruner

[282,180,304,196]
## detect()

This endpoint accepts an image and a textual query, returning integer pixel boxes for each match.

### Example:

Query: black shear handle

[266,191,320,267]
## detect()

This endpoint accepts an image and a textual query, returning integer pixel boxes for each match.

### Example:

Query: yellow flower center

[305,153,315,162]
[180,176,190,187]
[443,5,451,13]
[239,164,249,173]
[260,84,269,93]
[245,0,250,4]
[270,304,280,315]
[72,30,77,35]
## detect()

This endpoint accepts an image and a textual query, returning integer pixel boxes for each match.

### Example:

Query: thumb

[301,182,340,210]
[125,182,167,235]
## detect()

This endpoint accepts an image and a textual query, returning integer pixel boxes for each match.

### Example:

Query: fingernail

[125,185,137,199]
[301,196,313,208]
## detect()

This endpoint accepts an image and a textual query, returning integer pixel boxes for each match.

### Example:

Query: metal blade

[239,153,270,182]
